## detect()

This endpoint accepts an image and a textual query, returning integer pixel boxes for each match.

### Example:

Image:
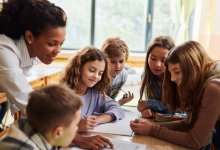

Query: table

[80,106,191,150]
[26,62,66,89]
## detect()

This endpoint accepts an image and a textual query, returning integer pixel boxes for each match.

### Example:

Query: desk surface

[26,62,66,82]
[81,106,191,150]
[85,132,190,150]
[1,63,191,149]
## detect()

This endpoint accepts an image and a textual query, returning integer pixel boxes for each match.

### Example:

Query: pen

[81,114,87,118]
[120,89,127,94]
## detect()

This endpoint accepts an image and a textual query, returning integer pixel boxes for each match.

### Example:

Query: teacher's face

[27,27,66,64]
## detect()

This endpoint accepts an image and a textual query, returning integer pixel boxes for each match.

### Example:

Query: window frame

[58,0,193,53]
[60,0,154,53]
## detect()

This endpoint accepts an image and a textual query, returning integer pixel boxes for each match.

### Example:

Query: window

[0,0,4,11]
[151,0,179,39]
[50,0,192,52]
[95,0,147,52]
[50,0,91,49]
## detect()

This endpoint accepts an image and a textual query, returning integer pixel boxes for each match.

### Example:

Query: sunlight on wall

[195,0,220,60]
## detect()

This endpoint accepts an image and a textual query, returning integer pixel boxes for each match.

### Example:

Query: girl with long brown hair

[137,36,175,118]
[131,41,220,149]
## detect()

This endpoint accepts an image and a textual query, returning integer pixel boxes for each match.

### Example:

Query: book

[154,112,187,122]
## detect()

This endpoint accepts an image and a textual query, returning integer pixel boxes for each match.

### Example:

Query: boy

[102,37,134,105]
[0,85,82,149]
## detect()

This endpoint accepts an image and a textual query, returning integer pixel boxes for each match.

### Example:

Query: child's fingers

[123,93,129,98]
[99,137,114,149]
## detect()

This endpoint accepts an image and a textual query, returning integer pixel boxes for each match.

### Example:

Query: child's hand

[118,91,134,105]
[141,109,154,118]
[130,119,154,136]
[73,134,114,150]
[78,116,98,132]
[137,100,147,112]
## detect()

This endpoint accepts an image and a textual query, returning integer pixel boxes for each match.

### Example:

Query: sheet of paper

[87,106,140,136]
[64,138,147,150]
[122,106,140,121]
[87,120,133,136]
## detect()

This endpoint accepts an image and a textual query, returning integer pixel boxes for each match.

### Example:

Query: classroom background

[0,0,220,149]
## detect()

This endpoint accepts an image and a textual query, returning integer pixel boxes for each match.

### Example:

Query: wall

[195,0,220,60]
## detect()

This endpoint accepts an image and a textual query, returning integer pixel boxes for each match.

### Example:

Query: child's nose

[155,61,162,67]
[171,75,176,82]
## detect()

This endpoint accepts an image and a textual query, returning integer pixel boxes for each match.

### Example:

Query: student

[0,85,83,149]
[137,36,175,118]
[60,46,123,149]
[101,37,134,105]
[130,41,220,149]
[61,46,124,129]
[0,0,66,116]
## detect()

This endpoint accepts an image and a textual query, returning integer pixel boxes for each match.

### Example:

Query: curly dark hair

[0,0,67,39]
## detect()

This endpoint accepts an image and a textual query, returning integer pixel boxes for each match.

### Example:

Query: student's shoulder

[90,88,113,102]
[203,80,220,105]
[0,124,34,150]
[0,137,34,150]
[207,78,220,88]
[120,68,128,78]
[204,80,220,94]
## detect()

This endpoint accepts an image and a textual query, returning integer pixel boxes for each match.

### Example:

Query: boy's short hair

[101,37,129,61]
[26,84,82,135]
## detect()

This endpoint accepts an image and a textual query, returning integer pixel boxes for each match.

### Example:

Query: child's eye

[89,69,95,72]
[119,60,125,64]
[174,71,181,75]
[150,57,156,61]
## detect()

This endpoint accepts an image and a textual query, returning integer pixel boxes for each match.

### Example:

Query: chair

[0,93,8,138]
[0,93,20,139]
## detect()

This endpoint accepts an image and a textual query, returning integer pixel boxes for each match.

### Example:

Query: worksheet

[87,120,133,136]
[63,138,147,150]
[87,106,140,136]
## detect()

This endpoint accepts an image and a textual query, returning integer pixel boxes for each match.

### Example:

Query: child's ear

[52,126,64,139]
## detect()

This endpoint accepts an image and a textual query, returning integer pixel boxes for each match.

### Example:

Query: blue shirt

[81,88,125,120]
